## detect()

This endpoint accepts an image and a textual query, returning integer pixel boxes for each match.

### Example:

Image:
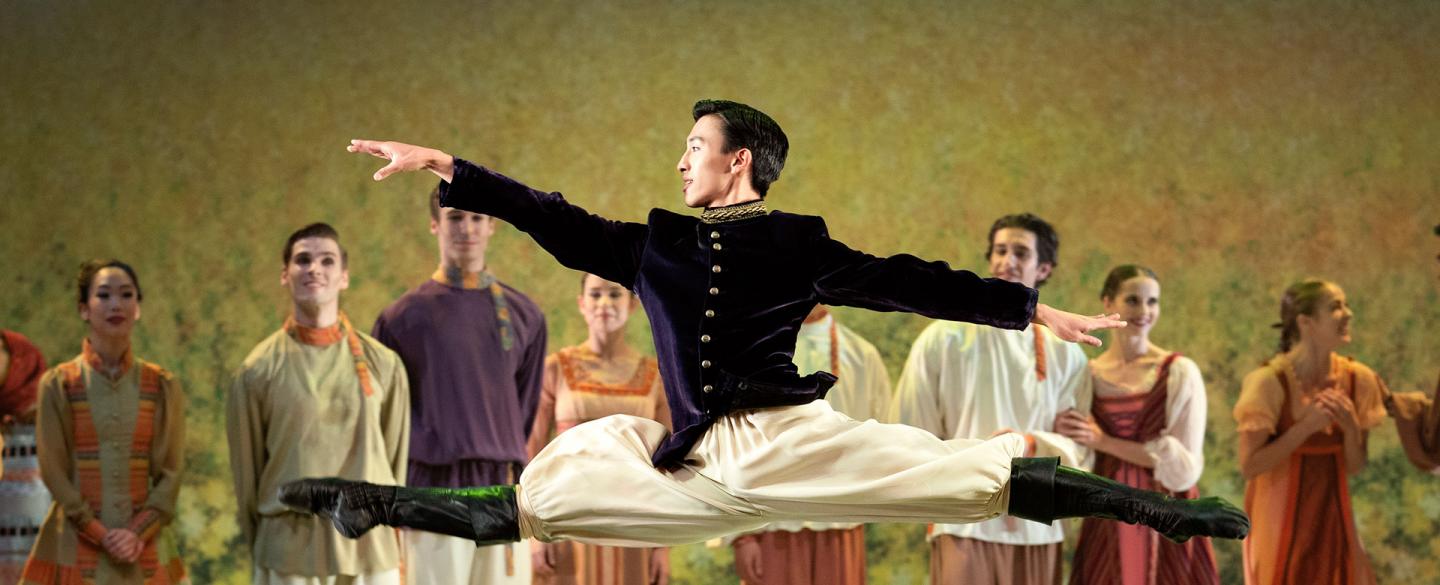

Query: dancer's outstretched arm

[811,229,1124,346]
[347,139,647,289]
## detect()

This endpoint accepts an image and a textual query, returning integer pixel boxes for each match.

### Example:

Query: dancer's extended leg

[281,405,1247,547]
[279,480,519,545]
[1008,457,1247,543]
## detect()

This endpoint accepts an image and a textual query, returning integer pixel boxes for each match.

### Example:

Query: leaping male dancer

[282,100,1249,550]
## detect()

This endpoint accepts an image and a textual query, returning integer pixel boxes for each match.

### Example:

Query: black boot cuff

[1007,457,1059,524]
[468,487,521,545]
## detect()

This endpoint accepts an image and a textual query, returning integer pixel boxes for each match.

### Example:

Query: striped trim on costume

[22,556,186,585]
[431,267,515,351]
[22,354,184,585]
[557,350,659,397]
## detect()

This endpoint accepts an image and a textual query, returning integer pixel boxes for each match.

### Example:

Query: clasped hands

[101,528,143,564]
[1294,386,1361,436]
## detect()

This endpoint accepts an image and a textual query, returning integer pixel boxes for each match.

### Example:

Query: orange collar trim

[81,337,133,379]
[285,317,344,346]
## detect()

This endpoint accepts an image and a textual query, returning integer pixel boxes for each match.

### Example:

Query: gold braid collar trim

[700,200,768,224]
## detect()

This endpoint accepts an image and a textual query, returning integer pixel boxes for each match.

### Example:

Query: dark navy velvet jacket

[439,159,1038,469]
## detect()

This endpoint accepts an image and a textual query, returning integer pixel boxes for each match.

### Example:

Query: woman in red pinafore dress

[1057,265,1218,585]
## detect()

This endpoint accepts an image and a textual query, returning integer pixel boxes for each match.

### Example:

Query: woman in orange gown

[527,274,670,585]
[1233,279,1386,585]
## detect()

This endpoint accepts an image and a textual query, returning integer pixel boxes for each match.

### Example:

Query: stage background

[2,0,1437,582]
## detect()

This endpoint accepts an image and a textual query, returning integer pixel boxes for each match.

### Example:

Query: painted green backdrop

[2,0,1437,582]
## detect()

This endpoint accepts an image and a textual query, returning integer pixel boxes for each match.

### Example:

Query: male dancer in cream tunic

[891,214,1088,584]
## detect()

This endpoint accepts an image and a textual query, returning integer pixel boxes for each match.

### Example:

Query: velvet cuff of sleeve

[1017,286,1040,329]
[436,158,526,220]
[435,157,474,210]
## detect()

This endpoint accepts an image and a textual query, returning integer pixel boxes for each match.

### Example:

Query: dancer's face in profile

[80,267,141,340]
[281,237,349,312]
[578,274,634,337]
[678,114,746,208]
[432,208,496,267]
[988,227,1053,289]
[1102,276,1161,338]
[1298,283,1353,351]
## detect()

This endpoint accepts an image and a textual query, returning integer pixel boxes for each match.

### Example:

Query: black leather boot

[279,478,520,546]
[1007,457,1249,543]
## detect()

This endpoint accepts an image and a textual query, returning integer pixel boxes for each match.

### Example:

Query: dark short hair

[692,100,789,197]
[77,259,143,304]
[984,213,1060,287]
[1100,264,1160,300]
[282,222,348,267]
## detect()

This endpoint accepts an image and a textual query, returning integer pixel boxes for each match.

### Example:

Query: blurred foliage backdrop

[2,0,1438,582]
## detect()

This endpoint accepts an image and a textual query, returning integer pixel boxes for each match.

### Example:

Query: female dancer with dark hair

[528,273,670,585]
[1057,265,1218,585]
[21,260,187,584]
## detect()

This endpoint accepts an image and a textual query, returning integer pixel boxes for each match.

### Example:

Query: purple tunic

[373,278,547,487]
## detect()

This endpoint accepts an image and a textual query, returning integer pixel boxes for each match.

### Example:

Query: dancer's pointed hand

[346,139,456,182]
[1032,304,1125,347]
